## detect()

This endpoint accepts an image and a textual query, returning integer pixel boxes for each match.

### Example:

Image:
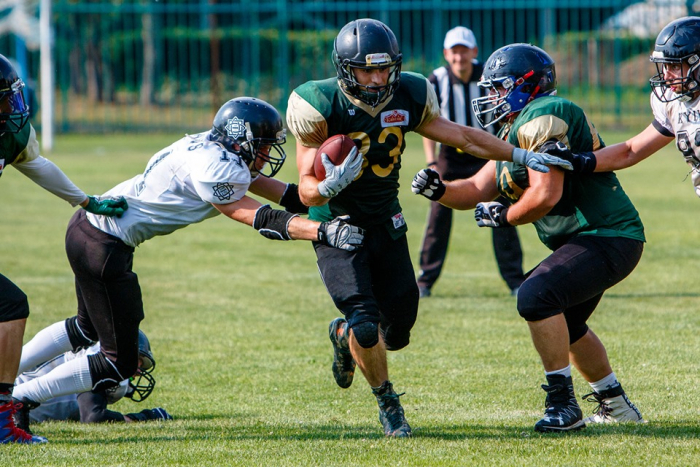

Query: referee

[417,26,525,298]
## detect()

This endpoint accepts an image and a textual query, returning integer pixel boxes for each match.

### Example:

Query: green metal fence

[1,0,693,134]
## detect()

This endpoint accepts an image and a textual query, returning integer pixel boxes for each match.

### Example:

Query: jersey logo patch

[381,110,409,127]
[212,182,235,201]
[391,212,406,229]
[225,117,246,139]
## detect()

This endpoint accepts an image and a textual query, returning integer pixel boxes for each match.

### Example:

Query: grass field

[1,129,699,466]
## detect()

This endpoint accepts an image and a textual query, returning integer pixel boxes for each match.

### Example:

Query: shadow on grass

[46,419,700,445]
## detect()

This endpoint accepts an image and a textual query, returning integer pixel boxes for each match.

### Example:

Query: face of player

[352,67,390,91]
[444,45,478,81]
[252,145,272,173]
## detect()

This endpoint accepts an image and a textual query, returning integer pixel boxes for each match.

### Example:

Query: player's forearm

[422,137,437,165]
[13,156,88,206]
[298,175,330,206]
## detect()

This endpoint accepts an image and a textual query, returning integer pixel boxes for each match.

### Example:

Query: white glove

[692,168,700,198]
[317,147,363,198]
[512,147,574,173]
[411,168,445,201]
[474,201,510,228]
[318,215,365,251]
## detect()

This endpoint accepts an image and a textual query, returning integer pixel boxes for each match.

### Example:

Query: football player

[0,53,127,444]
[413,43,645,432]
[544,16,700,198]
[14,328,171,429]
[11,97,365,430]
[286,18,572,438]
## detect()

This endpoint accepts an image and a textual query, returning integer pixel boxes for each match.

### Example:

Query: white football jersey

[650,89,700,176]
[87,132,252,247]
[15,344,129,423]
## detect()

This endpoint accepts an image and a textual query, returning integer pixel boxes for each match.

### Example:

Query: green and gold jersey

[0,123,38,177]
[287,72,439,233]
[495,96,645,250]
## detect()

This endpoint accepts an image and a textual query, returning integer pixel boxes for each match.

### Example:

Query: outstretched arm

[416,116,572,173]
[592,124,673,172]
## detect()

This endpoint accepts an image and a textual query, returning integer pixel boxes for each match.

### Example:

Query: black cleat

[329,318,355,389]
[534,375,585,433]
[373,381,412,438]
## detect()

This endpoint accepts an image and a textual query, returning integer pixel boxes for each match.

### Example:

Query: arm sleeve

[77,391,126,423]
[13,156,88,206]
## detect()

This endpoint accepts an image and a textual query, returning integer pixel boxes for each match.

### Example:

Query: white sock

[589,372,619,393]
[18,320,73,375]
[545,365,571,378]
[13,354,92,404]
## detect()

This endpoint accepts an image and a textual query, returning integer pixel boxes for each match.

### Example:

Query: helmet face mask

[650,17,700,103]
[472,43,557,128]
[0,55,29,134]
[127,330,157,403]
[209,97,287,178]
[333,19,403,107]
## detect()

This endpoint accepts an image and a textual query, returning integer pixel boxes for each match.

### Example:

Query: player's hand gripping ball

[314,135,363,198]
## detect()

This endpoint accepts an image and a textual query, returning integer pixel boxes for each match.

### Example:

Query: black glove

[474,202,511,228]
[279,183,309,214]
[83,196,128,218]
[125,407,173,422]
[539,139,597,174]
[411,168,446,201]
[318,215,364,251]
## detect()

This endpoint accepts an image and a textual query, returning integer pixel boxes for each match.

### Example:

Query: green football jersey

[287,72,439,232]
[0,123,35,177]
[495,96,645,250]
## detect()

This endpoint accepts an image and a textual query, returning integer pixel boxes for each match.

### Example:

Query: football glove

[475,201,511,228]
[411,168,446,201]
[511,147,573,173]
[539,139,597,174]
[318,215,364,251]
[83,196,128,218]
[317,147,363,198]
[125,407,173,422]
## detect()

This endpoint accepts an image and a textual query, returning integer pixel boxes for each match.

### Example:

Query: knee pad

[517,283,560,322]
[0,288,29,322]
[350,321,379,349]
[65,316,96,351]
[87,352,134,393]
[383,325,410,351]
[567,323,589,345]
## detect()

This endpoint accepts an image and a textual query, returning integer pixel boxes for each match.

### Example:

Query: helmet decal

[225,117,246,139]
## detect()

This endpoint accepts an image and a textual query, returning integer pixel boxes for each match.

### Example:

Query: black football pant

[65,210,143,384]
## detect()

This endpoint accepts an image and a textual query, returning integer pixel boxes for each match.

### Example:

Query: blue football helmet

[472,43,557,128]
[0,54,29,134]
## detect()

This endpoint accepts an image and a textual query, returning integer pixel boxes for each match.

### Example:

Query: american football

[313,134,358,180]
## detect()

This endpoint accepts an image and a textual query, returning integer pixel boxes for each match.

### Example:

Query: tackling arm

[592,124,673,172]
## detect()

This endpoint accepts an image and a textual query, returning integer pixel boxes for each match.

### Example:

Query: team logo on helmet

[225,117,246,139]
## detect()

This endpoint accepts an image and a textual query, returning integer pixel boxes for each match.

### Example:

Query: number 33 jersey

[287,72,440,228]
[87,132,253,247]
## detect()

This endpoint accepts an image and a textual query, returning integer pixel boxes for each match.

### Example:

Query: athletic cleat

[12,397,40,434]
[373,381,412,438]
[0,401,47,444]
[582,385,645,424]
[329,318,355,389]
[534,375,585,433]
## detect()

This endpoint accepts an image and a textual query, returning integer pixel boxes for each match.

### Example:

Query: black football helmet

[0,54,29,134]
[472,43,557,128]
[650,16,700,103]
[127,329,157,403]
[208,97,287,178]
[333,18,402,107]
